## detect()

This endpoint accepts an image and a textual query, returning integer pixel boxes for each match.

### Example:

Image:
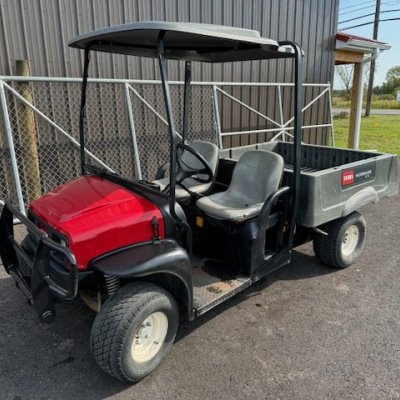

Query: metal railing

[212,82,334,147]
[0,76,334,214]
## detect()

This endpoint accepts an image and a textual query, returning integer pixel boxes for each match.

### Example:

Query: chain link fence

[130,83,216,180]
[0,77,332,213]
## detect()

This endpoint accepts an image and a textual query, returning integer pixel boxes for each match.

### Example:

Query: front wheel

[90,282,179,383]
[313,211,366,269]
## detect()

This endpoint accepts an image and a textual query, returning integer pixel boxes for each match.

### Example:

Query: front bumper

[0,202,78,323]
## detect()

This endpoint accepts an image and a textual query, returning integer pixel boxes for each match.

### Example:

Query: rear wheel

[90,282,179,383]
[313,212,366,269]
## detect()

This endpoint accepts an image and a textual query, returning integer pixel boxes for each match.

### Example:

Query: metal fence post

[125,83,142,180]
[212,85,223,149]
[0,80,26,214]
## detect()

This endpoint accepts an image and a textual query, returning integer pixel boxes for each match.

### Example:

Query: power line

[340,0,375,12]
[339,8,400,24]
[342,17,400,30]
[340,4,378,16]
[339,0,400,15]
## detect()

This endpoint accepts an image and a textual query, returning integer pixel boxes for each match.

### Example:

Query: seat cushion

[154,177,212,202]
[196,191,263,221]
[196,150,284,222]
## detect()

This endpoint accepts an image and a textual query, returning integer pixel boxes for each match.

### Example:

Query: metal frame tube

[182,61,192,143]
[221,127,287,136]
[277,85,285,141]
[157,33,178,220]
[279,41,304,250]
[157,34,192,255]
[216,86,282,129]
[79,48,91,175]
[124,83,142,179]
[0,76,331,88]
[212,85,223,149]
[283,86,330,128]
[127,85,182,140]
[0,81,26,214]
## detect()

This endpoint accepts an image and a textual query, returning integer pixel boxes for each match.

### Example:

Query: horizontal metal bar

[3,82,115,173]
[285,123,333,130]
[221,127,284,136]
[221,123,333,137]
[0,76,330,88]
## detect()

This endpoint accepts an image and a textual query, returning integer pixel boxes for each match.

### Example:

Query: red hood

[30,176,165,269]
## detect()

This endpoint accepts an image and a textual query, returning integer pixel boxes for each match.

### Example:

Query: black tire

[313,211,366,269]
[90,282,179,383]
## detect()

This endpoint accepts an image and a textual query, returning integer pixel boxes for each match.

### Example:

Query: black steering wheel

[162,143,213,195]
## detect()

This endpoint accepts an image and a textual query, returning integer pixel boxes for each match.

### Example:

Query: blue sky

[337,0,400,86]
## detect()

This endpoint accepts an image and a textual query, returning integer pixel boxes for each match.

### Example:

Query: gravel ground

[0,193,399,400]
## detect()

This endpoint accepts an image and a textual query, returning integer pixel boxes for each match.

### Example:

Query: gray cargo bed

[220,141,398,227]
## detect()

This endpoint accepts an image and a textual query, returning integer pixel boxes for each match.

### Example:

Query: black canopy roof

[69,21,294,62]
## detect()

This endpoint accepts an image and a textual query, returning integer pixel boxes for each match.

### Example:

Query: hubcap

[341,225,359,257]
[131,312,168,364]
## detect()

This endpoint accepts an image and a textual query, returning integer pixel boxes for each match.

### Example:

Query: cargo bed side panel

[222,142,398,228]
[298,154,398,227]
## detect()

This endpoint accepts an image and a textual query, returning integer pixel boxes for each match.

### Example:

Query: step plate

[191,260,252,316]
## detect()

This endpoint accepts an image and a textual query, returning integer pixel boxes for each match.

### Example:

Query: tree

[386,65,400,82]
[336,65,354,99]
[372,65,400,96]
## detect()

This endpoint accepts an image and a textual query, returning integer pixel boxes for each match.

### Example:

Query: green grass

[333,115,400,155]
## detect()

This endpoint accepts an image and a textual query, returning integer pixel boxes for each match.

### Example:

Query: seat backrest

[227,150,284,204]
[180,140,219,177]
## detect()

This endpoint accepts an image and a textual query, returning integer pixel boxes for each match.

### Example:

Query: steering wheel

[162,143,213,195]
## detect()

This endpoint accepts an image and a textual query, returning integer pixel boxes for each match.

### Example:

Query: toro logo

[342,170,354,186]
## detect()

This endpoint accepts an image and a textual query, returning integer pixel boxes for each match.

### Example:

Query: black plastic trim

[0,202,79,323]
[91,239,194,320]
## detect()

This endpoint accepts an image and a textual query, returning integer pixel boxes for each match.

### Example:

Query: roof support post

[79,48,91,174]
[182,61,191,143]
[347,49,379,149]
[348,62,363,149]
[279,41,303,250]
[157,33,192,255]
[157,33,178,219]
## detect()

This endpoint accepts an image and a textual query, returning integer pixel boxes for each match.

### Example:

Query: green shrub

[332,97,400,110]
[374,93,395,101]
[371,100,400,109]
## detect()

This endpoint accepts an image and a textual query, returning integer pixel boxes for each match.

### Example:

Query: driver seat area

[196,150,284,222]
[154,140,219,202]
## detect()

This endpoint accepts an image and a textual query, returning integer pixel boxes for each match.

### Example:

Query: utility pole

[365,0,381,117]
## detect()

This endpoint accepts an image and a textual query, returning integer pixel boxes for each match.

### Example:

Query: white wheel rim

[131,312,168,364]
[341,225,359,257]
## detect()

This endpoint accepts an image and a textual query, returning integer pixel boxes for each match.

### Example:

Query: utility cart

[0,22,398,383]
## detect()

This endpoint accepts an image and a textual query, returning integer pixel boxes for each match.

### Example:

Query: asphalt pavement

[0,190,399,399]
